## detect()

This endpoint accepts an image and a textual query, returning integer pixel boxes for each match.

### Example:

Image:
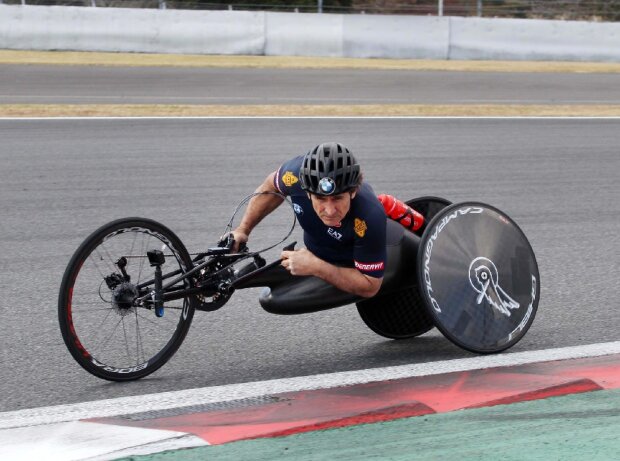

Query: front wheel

[58,218,196,381]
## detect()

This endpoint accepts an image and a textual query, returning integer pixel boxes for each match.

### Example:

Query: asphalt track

[2,64,620,105]
[1,117,619,414]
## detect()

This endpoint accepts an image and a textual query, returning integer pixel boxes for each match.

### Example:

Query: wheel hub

[112,282,139,314]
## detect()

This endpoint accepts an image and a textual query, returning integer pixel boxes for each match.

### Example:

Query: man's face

[309,191,356,227]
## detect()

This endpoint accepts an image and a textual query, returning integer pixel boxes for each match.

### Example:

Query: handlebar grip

[283,241,297,251]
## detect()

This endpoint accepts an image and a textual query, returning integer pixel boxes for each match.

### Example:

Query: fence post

[438,0,443,16]
[318,0,323,13]
[159,0,166,10]
[477,0,482,17]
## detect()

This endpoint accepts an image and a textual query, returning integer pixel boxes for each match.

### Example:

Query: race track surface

[0,117,618,412]
[2,64,620,105]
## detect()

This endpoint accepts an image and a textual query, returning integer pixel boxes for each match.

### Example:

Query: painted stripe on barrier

[1,341,619,430]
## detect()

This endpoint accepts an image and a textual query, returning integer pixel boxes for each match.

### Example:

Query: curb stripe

[2,341,619,430]
[92,353,620,445]
[0,421,208,461]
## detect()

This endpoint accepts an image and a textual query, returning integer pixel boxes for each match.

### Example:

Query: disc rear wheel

[417,202,540,353]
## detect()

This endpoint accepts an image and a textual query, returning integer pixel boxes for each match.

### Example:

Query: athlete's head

[300,143,361,227]
[299,142,361,196]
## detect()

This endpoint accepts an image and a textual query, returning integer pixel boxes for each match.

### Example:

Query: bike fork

[147,250,165,317]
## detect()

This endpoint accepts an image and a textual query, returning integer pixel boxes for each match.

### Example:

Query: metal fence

[1,0,618,21]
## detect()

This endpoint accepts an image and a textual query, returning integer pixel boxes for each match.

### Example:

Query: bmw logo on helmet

[319,177,336,195]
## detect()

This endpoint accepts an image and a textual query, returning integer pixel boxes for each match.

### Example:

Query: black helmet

[300,142,361,195]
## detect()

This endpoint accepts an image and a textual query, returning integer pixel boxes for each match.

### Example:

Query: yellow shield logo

[354,218,367,238]
[282,171,299,187]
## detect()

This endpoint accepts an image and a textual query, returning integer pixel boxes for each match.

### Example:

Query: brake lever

[207,233,235,255]
[219,233,234,249]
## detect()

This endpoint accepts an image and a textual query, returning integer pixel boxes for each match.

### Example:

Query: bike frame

[133,240,290,312]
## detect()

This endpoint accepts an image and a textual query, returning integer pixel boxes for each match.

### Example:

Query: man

[231,142,386,298]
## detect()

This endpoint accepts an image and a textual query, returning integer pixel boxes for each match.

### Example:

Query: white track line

[2,341,619,430]
[1,116,620,121]
[0,422,207,461]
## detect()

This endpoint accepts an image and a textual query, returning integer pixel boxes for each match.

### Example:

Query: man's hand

[280,249,321,276]
[281,248,382,297]
[229,229,249,253]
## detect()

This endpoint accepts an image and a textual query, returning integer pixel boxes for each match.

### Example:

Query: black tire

[58,218,196,381]
[406,196,453,237]
[417,202,540,354]
[356,287,434,339]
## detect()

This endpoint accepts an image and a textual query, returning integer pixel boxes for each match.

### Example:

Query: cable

[189,191,297,257]
[222,191,297,255]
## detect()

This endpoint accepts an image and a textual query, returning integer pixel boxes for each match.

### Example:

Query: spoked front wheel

[58,218,196,381]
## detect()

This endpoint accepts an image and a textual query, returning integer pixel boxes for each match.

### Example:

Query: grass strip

[2,50,620,73]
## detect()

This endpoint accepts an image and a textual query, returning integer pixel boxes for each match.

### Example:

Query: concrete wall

[1,4,619,62]
[449,16,620,62]
[0,5,264,54]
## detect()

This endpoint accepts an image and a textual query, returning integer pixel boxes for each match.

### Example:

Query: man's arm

[231,172,284,249]
[281,249,382,298]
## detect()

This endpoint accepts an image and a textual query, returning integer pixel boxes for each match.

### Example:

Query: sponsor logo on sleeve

[355,261,385,272]
[354,218,367,238]
[293,203,304,215]
[282,171,299,187]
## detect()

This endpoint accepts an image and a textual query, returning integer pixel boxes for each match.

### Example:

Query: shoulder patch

[354,218,367,238]
[282,171,299,187]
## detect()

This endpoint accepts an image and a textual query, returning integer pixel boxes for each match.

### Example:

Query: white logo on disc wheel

[468,257,520,317]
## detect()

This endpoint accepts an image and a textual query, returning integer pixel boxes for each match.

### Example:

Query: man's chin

[321,218,341,227]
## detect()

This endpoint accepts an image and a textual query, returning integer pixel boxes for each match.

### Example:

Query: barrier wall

[265,12,343,57]
[449,16,620,62]
[0,5,264,55]
[1,4,619,62]
[343,15,450,59]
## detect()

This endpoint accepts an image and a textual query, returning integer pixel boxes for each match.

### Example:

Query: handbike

[58,195,540,381]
